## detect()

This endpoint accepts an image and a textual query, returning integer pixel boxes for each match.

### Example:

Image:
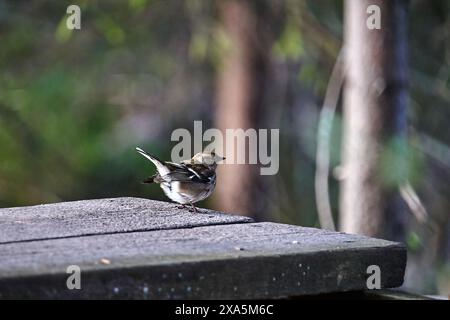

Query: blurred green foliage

[406,231,423,252]
[0,0,449,295]
[0,0,448,219]
[0,0,215,206]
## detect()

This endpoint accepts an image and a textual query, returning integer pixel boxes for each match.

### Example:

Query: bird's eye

[211,151,216,156]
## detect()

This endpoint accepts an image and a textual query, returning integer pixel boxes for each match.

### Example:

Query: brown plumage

[136,147,225,212]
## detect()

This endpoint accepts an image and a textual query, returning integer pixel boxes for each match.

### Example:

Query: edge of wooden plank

[0,222,407,299]
[0,244,406,299]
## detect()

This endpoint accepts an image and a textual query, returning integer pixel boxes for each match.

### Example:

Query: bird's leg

[188,203,198,213]
[176,204,187,210]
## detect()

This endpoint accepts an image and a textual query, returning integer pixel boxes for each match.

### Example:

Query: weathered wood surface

[0,197,406,299]
[0,197,252,243]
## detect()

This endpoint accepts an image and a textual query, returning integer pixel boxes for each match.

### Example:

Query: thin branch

[314,48,345,231]
[399,182,428,224]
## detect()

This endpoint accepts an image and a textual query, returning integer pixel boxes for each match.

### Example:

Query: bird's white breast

[160,179,216,205]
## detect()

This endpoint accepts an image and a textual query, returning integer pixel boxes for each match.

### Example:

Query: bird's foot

[189,203,198,213]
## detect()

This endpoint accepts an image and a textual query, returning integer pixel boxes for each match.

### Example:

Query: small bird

[136,147,225,213]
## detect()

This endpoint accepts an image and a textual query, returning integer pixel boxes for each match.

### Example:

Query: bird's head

[188,151,225,167]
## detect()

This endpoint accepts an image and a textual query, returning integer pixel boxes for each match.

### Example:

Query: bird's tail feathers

[141,174,156,184]
[135,147,170,176]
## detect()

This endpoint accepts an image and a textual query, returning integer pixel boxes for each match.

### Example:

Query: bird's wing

[161,163,214,183]
[136,147,215,184]
[183,163,215,182]
[164,161,187,170]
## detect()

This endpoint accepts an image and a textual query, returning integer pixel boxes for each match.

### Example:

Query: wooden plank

[0,222,406,299]
[289,289,436,300]
[359,290,436,300]
[0,197,252,244]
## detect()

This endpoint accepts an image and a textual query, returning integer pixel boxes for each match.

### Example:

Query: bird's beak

[216,156,226,163]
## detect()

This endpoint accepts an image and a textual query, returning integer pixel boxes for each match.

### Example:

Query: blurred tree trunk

[213,0,267,216]
[340,0,409,237]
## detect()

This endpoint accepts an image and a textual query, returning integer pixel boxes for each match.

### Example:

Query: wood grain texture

[0,197,252,244]
[0,215,406,299]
